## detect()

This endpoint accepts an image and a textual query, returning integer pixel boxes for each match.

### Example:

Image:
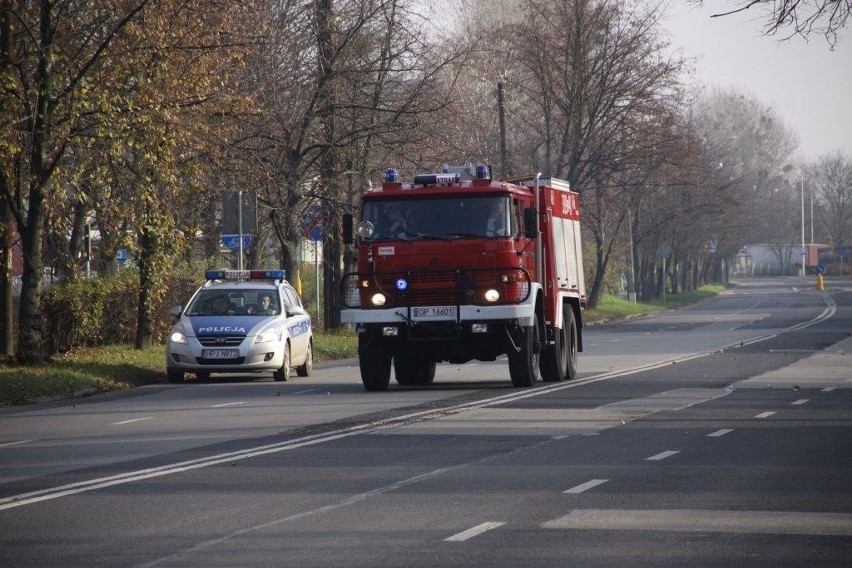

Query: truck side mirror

[523,207,537,238]
[343,213,354,244]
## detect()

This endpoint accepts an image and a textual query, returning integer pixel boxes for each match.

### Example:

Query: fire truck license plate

[202,349,240,359]
[411,306,456,321]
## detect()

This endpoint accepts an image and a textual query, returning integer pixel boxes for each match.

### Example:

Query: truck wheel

[508,313,541,387]
[564,308,578,381]
[167,369,184,383]
[273,343,291,382]
[359,331,392,391]
[394,352,436,386]
[541,306,577,382]
[296,340,313,377]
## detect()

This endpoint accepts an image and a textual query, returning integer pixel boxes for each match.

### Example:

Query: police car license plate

[202,349,239,359]
[411,306,456,321]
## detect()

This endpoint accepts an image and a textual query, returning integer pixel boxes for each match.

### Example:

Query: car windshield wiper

[444,232,484,239]
[402,231,454,242]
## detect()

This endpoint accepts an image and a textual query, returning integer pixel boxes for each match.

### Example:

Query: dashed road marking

[708,429,734,438]
[445,522,506,542]
[755,411,776,419]
[210,402,246,408]
[564,479,609,494]
[646,450,680,461]
[790,399,809,406]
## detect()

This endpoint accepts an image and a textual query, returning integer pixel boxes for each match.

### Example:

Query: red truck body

[341,165,586,390]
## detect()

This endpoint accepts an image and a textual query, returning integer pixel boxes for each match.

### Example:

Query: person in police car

[257,293,279,315]
[210,295,235,315]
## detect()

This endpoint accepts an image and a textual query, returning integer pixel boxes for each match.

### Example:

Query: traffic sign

[221,234,253,251]
[116,248,129,266]
[300,205,323,241]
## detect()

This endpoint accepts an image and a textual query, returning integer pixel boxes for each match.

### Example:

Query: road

[1,277,850,567]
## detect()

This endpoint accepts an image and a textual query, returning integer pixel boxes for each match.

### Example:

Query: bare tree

[810,152,852,257]
[692,0,851,47]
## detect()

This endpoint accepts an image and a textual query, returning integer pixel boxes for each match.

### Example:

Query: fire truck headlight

[371,293,387,306]
[484,289,500,302]
[357,221,375,239]
[170,330,188,344]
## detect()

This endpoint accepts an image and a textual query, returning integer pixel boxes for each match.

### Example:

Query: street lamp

[800,172,806,277]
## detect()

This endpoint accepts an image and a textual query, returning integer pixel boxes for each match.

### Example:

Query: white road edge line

[110,417,154,426]
[445,522,506,542]
[209,402,246,408]
[0,439,35,448]
[646,450,680,461]
[564,479,609,494]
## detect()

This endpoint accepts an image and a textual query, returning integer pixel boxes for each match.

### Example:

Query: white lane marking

[445,522,506,542]
[291,389,318,395]
[110,417,153,425]
[822,387,836,392]
[209,401,246,408]
[564,479,609,494]
[755,411,776,419]
[0,439,35,448]
[790,399,809,406]
[707,429,734,438]
[2,293,836,512]
[646,451,680,461]
[542,509,852,536]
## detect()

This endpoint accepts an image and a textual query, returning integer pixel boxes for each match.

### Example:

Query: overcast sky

[662,2,852,161]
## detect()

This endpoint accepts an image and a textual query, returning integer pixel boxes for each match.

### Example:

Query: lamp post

[800,173,806,277]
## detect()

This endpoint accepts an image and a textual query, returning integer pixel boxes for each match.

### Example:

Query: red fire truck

[341,163,586,391]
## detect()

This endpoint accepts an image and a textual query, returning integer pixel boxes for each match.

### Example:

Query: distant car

[166,269,313,383]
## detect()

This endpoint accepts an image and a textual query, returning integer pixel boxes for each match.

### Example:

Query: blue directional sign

[221,234,253,251]
[300,204,323,242]
[116,248,129,266]
[816,263,825,275]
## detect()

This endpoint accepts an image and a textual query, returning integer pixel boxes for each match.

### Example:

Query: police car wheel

[274,343,291,382]
[296,340,313,377]
[167,369,184,383]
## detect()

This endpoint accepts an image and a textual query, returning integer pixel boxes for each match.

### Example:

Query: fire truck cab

[341,163,586,391]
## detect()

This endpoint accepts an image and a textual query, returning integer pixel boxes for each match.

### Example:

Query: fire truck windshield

[363,196,513,240]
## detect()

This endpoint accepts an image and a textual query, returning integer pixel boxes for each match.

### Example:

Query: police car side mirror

[169,305,183,318]
[523,207,537,238]
[287,305,306,317]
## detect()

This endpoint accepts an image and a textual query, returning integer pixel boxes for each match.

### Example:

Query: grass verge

[0,284,730,407]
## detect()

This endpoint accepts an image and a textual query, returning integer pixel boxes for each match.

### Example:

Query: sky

[662,2,852,161]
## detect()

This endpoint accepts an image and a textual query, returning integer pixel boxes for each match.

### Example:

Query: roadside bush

[42,270,201,354]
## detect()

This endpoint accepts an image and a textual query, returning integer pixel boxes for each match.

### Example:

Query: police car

[166,269,313,382]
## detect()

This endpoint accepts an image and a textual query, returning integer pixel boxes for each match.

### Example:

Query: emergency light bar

[205,269,286,281]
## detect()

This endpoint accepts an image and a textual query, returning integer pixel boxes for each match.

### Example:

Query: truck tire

[359,331,392,391]
[541,306,578,382]
[508,312,541,387]
[394,351,436,386]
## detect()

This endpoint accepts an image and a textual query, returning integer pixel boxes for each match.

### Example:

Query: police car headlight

[170,331,188,344]
[254,328,283,344]
[484,289,500,302]
[371,293,386,306]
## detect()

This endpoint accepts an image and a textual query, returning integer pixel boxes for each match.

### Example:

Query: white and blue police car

[166,269,313,382]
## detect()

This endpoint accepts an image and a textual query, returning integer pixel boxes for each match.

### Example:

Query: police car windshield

[187,289,280,316]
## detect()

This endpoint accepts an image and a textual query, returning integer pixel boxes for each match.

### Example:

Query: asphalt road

[1,276,850,567]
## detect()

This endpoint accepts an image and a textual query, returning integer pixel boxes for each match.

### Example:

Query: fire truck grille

[341,267,531,309]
